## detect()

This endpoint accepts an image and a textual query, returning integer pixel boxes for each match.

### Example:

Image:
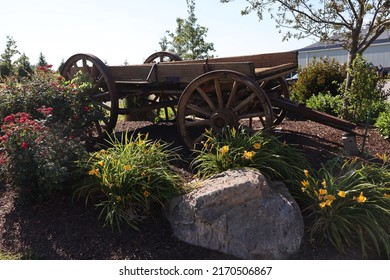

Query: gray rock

[165,168,304,259]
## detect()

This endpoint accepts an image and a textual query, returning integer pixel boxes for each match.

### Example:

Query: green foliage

[159,0,215,59]
[37,52,48,67]
[290,57,346,103]
[16,53,33,80]
[296,157,390,258]
[375,105,390,139]
[76,133,185,231]
[191,126,308,182]
[306,93,343,116]
[340,54,388,124]
[0,36,19,78]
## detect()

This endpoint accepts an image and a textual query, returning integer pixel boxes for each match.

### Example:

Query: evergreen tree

[0,36,19,78]
[16,52,33,79]
[37,52,48,67]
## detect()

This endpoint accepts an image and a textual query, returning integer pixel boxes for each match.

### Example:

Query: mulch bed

[0,119,389,260]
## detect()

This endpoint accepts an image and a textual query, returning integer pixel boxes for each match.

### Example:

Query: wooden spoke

[197,86,216,111]
[185,103,211,117]
[232,93,256,113]
[226,81,238,109]
[214,78,223,109]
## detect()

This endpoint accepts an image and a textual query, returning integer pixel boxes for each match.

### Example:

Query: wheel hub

[210,109,236,131]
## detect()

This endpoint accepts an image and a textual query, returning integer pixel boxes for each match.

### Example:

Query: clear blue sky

[0,0,314,68]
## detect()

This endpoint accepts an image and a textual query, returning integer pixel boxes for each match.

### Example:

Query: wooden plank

[161,51,298,69]
[155,62,255,83]
[255,62,297,80]
[109,65,154,81]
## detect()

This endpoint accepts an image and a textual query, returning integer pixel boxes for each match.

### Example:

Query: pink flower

[4,115,15,123]
[21,142,29,149]
[37,106,53,116]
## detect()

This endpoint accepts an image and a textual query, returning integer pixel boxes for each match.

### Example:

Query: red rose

[4,115,15,123]
[21,142,28,149]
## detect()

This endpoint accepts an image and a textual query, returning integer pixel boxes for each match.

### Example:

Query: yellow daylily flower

[321,179,327,188]
[242,150,256,160]
[253,143,261,150]
[384,193,390,199]
[325,194,336,205]
[303,169,309,178]
[319,188,328,196]
[319,202,327,208]
[355,192,367,204]
[123,165,131,171]
[88,168,99,176]
[97,160,104,167]
[231,127,236,137]
[219,145,229,156]
[375,153,388,162]
[301,180,310,188]
[143,190,150,198]
[338,190,346,198]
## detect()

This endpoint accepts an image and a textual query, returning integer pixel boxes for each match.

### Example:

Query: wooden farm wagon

[61,51,356,149]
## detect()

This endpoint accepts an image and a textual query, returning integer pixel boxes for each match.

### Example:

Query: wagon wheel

[144,51,182,63]
[144,51,183,121]
[177,70,273,149]
[259,77,289,125]
[61,53,118,137]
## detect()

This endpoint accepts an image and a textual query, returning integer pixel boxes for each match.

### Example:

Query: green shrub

[191,126,308,182]
[296,157,390,258]
[375,105,390,139]
[340,55,389,123]
[306,93,343,116]
[290,57,346,103]
[76,133,184,230]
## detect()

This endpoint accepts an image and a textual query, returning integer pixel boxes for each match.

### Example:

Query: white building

[298,30,390,69]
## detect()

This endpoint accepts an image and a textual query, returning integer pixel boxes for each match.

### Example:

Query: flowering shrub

[297,157,390,258]
[191,126,308,181]
[0,66,101,136]
[76,133,184,230]
[0,112,86,200]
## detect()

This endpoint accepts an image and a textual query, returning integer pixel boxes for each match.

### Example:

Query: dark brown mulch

[0,119,389,260]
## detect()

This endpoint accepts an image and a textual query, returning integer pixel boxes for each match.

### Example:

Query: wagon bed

[61,51,356,148]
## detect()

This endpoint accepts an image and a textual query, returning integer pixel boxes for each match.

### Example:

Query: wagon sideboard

[108,50,298,90]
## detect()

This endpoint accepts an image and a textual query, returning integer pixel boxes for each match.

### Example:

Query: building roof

[299,29,390,52]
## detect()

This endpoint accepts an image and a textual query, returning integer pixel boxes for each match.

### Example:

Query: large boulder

[165,168,304,259]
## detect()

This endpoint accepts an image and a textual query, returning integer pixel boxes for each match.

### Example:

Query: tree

[37,52,48,67]
[16,52,33,79]
[159,0,215,59]
[222,0,390,114]
[0,36,19,78]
